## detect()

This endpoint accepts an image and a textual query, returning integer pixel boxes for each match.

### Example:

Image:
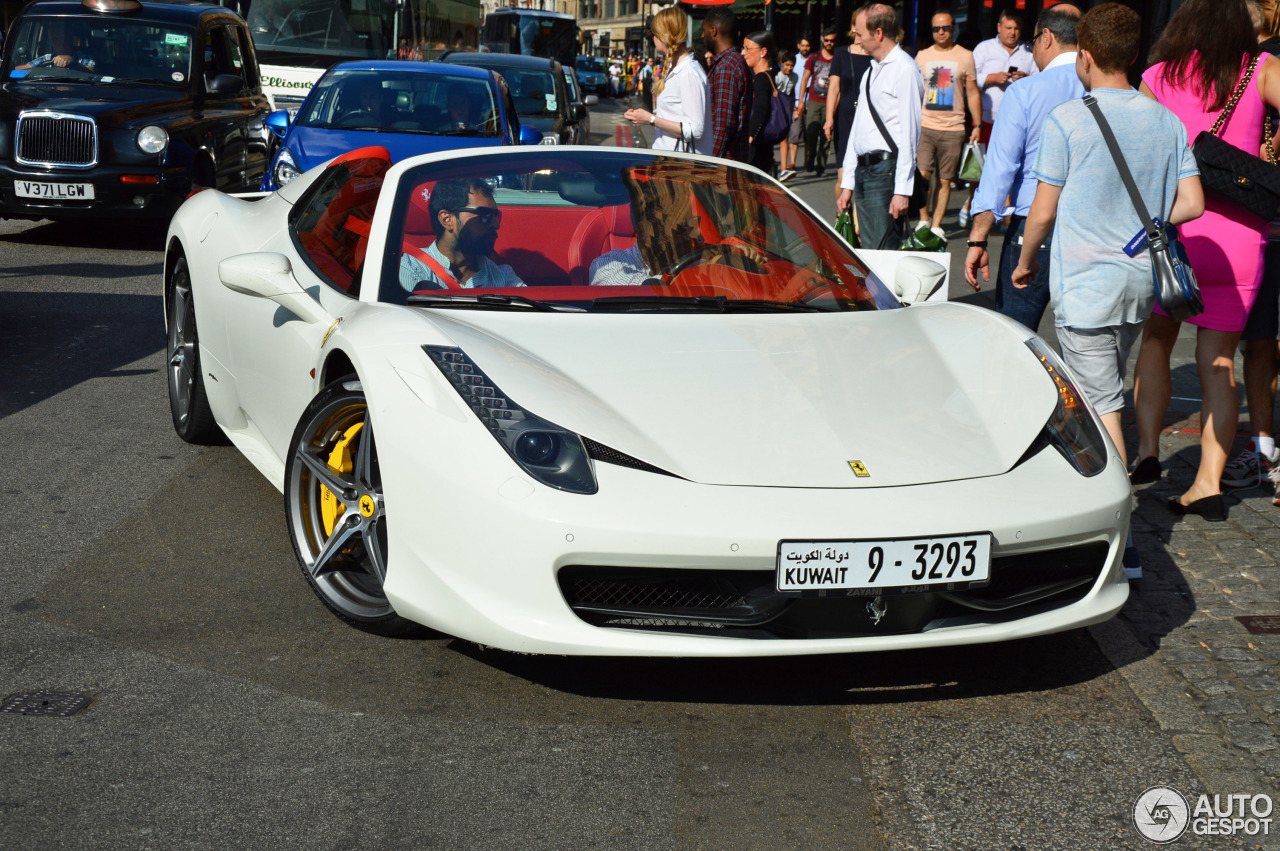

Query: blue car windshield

[576,57,604,73]
[298,69,501,136]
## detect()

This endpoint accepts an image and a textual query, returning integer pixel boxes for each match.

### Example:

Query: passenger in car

[589,174,767,286]
[400,178,524,291]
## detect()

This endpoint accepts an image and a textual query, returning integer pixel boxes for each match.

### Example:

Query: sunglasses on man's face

[932,25,954,32]
[453,206,502,225]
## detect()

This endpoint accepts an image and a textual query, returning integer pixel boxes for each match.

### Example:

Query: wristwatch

[649,114,656,126]
[967,240,988,248]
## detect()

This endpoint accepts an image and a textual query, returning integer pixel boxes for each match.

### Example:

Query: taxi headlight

[539,133,560,145]
[136,125,168,154]
[273,148,302,187]
[1025,338,1108,477]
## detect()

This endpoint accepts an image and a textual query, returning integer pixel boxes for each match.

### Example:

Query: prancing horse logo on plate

[848,461,870,478]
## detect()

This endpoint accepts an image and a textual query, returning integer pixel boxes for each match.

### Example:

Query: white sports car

[164,145,1130,656]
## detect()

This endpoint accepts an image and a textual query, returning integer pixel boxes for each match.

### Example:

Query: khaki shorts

[916,127,965,180]
[1057,323,1145,416]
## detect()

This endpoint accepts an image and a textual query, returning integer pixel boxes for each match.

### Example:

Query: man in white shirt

[836,4,925,251]
[972,11,1038,142]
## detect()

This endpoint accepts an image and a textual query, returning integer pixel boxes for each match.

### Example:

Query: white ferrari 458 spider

[163,145,1130,655]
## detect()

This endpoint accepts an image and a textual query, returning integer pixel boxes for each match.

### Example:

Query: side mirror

[219,252,327,324]
[206,73,245,96]
[518,125,542,145]
[893,256,947,305]
[264,109,290,141]
[571,104,587,121]
[585,94,599,106]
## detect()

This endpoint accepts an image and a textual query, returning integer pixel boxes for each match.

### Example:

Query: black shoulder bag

[1084,95,1204,320]
[862,70,929,211]
[1192,55,1280,221]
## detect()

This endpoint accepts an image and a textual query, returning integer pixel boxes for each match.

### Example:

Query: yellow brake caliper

[320,421,364,538]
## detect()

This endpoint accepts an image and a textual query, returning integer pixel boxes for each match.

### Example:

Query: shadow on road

[0,219,168,251]
[0,291,164,419]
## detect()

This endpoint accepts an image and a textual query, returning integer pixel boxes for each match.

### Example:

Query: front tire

[166,255,223,444]
[284,377,419,637]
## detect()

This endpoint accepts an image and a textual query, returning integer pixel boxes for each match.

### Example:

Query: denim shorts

[1056,323,1145,416]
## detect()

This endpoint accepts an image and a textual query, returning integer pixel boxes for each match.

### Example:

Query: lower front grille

[558,542,1111,639]
[16,112,97,168]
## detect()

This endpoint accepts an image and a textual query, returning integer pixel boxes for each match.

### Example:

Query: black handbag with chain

[1193,55,1280,220]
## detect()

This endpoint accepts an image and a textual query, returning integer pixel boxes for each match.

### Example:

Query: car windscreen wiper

[589,295,829,313]
[407,293,584,312]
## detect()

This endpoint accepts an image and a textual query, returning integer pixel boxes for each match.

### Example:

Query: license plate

[777,534,992,593]
[15,181,94,200]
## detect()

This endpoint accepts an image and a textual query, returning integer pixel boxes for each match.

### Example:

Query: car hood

[0,81,188,124]
[291,125,504,169]
[413,304,1057,488]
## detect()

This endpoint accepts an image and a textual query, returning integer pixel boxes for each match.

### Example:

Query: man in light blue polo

[1012,3,1202,579]
[963,3,1082,332]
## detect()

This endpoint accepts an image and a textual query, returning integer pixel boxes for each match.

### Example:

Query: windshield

[505,69,559,117]
[576,56,603,73]
[482,12,576,65]
[5,16,193,86]
[379,151,898,312]
[298,69,500,135]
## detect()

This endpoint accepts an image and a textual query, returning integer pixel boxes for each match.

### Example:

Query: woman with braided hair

[624,6,711,155]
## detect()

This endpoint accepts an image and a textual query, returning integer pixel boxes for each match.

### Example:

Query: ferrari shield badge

[848,461,870,478]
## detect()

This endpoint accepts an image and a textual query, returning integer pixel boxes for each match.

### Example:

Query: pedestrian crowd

[618,0,1280,573]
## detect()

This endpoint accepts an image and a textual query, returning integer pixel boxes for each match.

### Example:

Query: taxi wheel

[165,255,223,444]
[284,377,422,637]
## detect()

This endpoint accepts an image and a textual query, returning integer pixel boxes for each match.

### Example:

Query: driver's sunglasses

[932,25,954,32]
[453,206,502,225]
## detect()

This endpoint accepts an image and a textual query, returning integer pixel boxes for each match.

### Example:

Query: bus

[481,8,577,68]
[222,0,482,109]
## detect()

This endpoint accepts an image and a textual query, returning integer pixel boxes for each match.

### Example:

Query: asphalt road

[0,101,1243,850]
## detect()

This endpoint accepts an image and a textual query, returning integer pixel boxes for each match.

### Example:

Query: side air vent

[582,436,677,477]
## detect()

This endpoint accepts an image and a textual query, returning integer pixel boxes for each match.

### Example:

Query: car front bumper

[375,376,1132,657]
[0,163,192,220]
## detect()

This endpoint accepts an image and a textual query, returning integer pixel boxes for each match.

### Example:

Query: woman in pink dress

[1131,0,1280,520]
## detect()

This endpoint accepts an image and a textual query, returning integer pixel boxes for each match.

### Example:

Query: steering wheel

[337,109,377,125]
[668,243,766,278]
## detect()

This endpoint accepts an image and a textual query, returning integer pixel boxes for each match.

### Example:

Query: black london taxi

[0,0,271,221]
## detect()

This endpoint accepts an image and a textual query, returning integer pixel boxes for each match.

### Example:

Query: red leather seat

[567,204,636,286]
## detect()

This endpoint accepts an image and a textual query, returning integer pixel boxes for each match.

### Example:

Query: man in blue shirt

[963,3,1082,331]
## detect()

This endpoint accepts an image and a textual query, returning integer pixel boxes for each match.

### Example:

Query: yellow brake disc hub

[320,420,364,537]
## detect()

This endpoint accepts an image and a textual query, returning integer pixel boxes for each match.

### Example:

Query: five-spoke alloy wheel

[166,255,222,444]
[285,377,417,635]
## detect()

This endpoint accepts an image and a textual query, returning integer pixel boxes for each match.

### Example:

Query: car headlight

[136,125,168,154]
[539,133,560,145]
[1024,338,1108,476]
[273,148,302,187]
[423,345,598,494]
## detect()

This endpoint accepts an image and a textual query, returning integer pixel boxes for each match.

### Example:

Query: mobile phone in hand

[1008,66,1018,74]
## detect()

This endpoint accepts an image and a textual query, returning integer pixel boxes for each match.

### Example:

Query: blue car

[262,61,539,191]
